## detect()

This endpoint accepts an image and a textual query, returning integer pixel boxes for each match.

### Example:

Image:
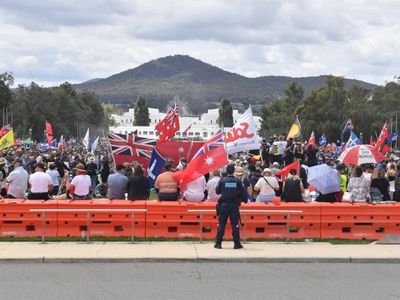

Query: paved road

[0,263,399,300]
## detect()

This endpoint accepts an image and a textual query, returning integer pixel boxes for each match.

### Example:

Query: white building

[110,108,261,140]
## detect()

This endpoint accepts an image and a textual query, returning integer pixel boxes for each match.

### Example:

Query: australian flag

[147,148,166,187]
[319,134,327,146]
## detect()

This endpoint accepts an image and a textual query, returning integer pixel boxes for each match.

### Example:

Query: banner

[225,107,260,154]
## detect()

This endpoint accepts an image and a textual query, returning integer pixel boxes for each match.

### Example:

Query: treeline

[259,76,400,142]
[0,73,106,141]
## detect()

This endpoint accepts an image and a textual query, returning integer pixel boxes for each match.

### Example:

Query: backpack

[370,187,383,202]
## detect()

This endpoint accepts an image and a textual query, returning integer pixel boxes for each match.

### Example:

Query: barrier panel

[320,202,400,240]
[2,199,400,240]
[146,201,217,239]
[56,199,146,238]
[240,201,321,240]
[0,199,57,237]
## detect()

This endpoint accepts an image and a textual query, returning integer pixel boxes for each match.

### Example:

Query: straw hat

[235,166,245,176]
[0,157,6,165]
[74,163,87,173]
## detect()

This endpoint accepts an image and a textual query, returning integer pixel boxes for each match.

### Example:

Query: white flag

[225,107,260,154]
[82,128,90,150]
[91,136,99,154]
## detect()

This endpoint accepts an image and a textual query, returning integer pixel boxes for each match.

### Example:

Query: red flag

[275,160,300,182]
[369,136,374,146]
[173,130,228,192]
[306,131,316,149]
[45,121,53,146]
[375,122,389,152]
[155,105,180,143]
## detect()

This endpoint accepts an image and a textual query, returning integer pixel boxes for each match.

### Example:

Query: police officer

[214,164,245,249]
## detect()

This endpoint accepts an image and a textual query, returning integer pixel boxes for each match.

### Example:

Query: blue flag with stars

[147,148,166,188]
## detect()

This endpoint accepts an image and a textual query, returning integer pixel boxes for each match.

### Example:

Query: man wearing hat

[28,163,53,200]
[206,169,221,201]
[68,163,92,199]
[6,158,29,199]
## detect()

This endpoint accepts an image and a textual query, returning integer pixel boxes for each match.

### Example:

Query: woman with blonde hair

[253,168,279,203]
[370,166,390,201]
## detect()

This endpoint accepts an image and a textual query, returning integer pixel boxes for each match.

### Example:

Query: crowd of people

[1,135,400,203]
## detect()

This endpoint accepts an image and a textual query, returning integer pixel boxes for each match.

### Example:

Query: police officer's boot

[233,242,243,249]
[214,243,222,249]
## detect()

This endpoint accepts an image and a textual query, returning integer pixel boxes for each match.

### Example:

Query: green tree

[0,72,14,124]
[134,95,150,126]
[259,82,304,136]
[218,98,233,127]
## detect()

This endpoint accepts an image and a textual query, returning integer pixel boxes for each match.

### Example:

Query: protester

[234,166,251,202]
[347,166,370,202]
[0,157,8,197]
[183,175,206,201]
[336,163,347,202]
[28,163,53,200]
[206,169,221,201]
[86,156,98,189]
[68,163,92,200]
[253,168,279,203]
[127,164,150,200]
[370,166,391,201]
[155,161,179,201]
[100,157,110,184]
[46,163,60,195]
[6,158,28,199]
[281,169,304,202]
[107,164,128,200]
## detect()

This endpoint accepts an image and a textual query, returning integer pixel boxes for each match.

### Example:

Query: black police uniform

[215,175,246,247]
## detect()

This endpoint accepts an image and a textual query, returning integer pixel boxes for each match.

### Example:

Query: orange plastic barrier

[146,201,217,239]
[240,201,321,240]
[56,199,146,238]
[320,202,400,240]
[0,199,57,237]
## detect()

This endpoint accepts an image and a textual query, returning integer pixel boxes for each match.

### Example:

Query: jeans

[216,202,240,244]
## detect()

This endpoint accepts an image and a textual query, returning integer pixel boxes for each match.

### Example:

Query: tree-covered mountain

[75,55,377,114]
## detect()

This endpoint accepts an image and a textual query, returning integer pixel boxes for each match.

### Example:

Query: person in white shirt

[184,175,206,202]
[272,136,287,166]
[6,158,28,199]
[254,168,279,203]
[46,163,60,195]
[206,169,221,201]
[68,163,92,200]
[28,163,53,200]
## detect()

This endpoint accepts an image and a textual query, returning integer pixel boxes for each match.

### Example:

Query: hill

[75,55,378,114]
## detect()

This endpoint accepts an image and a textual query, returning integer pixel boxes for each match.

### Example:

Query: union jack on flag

[107,132,157,159]
[192,129,224,159]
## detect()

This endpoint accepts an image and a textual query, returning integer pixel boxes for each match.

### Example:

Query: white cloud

[0,0,399,86]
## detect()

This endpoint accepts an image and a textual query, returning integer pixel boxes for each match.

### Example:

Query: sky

[0,0,399,87]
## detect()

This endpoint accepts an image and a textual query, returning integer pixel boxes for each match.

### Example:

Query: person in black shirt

[371,167,391,201]
[127,165,150,200]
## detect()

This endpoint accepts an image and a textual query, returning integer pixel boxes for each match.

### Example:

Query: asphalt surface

[0,262,399,300]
